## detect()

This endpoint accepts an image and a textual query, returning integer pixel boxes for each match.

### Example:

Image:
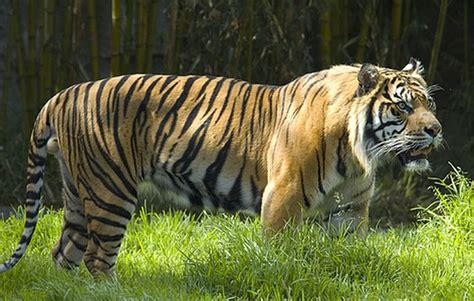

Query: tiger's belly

[141,167,263,215]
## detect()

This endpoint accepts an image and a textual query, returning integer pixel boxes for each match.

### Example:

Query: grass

[0,170,472,300]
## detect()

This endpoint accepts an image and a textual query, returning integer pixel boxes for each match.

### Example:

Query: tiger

[0,58,442,276]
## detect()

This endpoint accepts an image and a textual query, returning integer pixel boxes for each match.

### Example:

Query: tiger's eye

[396,102,406,110]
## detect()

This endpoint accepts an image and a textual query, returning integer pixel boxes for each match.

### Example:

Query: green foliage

[0,171,472,299]
[419,167,473,242]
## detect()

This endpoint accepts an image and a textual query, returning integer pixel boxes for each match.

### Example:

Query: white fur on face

[404,158,431,172]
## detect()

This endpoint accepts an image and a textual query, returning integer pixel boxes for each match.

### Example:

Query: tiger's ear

[402,57,424,74]
[357,63,379,97]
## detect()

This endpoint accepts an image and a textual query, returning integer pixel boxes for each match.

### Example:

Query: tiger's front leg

[261,180,306,235]
[325,176,375,235]
[260,161,318,234]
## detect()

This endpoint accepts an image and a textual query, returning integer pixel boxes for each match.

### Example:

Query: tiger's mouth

[397,145,433,167]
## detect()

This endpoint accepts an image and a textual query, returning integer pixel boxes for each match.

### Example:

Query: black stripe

[315,150,326,195]
[365,96,379,143]
[320,101,327,179]
[159,75,178,93]
[238,84,252,132]
[67,234,87,252]
[123,76,146,116]
[28,152,46,166]
[217,79,239,117]
[112,77,136,184]
[204,134,233,193]
[94,79,113,154]
[154,76,200,150]
[82,145,136,203]
[90,231,124,243]
[26,191,41,200]
[177,77,214,137]
[26,172,43,184]
[64,219,87,234]
[336,130,348,177]
[172,113,213,173]
[204,77,227,115]
[79,184,132,220]
[87,215,127,229]
[178,93,206,138]
[310,86,325,106]
[299,169,311,208]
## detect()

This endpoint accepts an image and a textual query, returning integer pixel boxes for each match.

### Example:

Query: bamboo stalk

[111,0,121,76]
[262,0,287,46]
[174,2,186,74]
[342,0,348,44]
[319,4,331,68]
[41,0,55,102]
[12,0,26,101]
[355,1,373,63]
[136,0,147,73]
[122,0,135,74]
[1,10,15,138]
[391,0,403,67]
[87,0,100,79]
[166,0,178,74]
[245,0,255,81]
[230,18,244,78]
[12,0,31,138]
[145,0,159,73]
[57,0,73,90]
[463,0,470,82]
[402,0,411,31]
[38,0,44,96]
[427,0,448,85]
[27,0,38,112]
[331,0,342,62]
[72,0,83,83]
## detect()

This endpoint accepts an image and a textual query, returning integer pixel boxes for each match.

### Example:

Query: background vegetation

[0,0,473,226]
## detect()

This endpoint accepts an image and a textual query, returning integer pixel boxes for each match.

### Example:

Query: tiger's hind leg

[52,165,88,269]
[80,183,137,277]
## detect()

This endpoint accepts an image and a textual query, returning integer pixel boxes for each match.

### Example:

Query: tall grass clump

[418,166,473,245]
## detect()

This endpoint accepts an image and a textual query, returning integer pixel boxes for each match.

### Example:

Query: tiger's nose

[424,122,442,137]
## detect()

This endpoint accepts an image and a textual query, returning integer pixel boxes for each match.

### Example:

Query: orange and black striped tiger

[0,58,442,276]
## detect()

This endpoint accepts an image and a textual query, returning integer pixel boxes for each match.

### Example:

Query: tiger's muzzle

[397,117,443,171]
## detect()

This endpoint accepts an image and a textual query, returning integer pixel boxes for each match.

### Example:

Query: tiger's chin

[397,146,432,172]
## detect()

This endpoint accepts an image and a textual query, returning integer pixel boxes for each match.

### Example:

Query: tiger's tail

[0,106,52,273]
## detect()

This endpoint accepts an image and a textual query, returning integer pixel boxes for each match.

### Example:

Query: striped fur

[0,59,442,275]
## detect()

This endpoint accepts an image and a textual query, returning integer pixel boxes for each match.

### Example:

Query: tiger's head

[357,58,443,172]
